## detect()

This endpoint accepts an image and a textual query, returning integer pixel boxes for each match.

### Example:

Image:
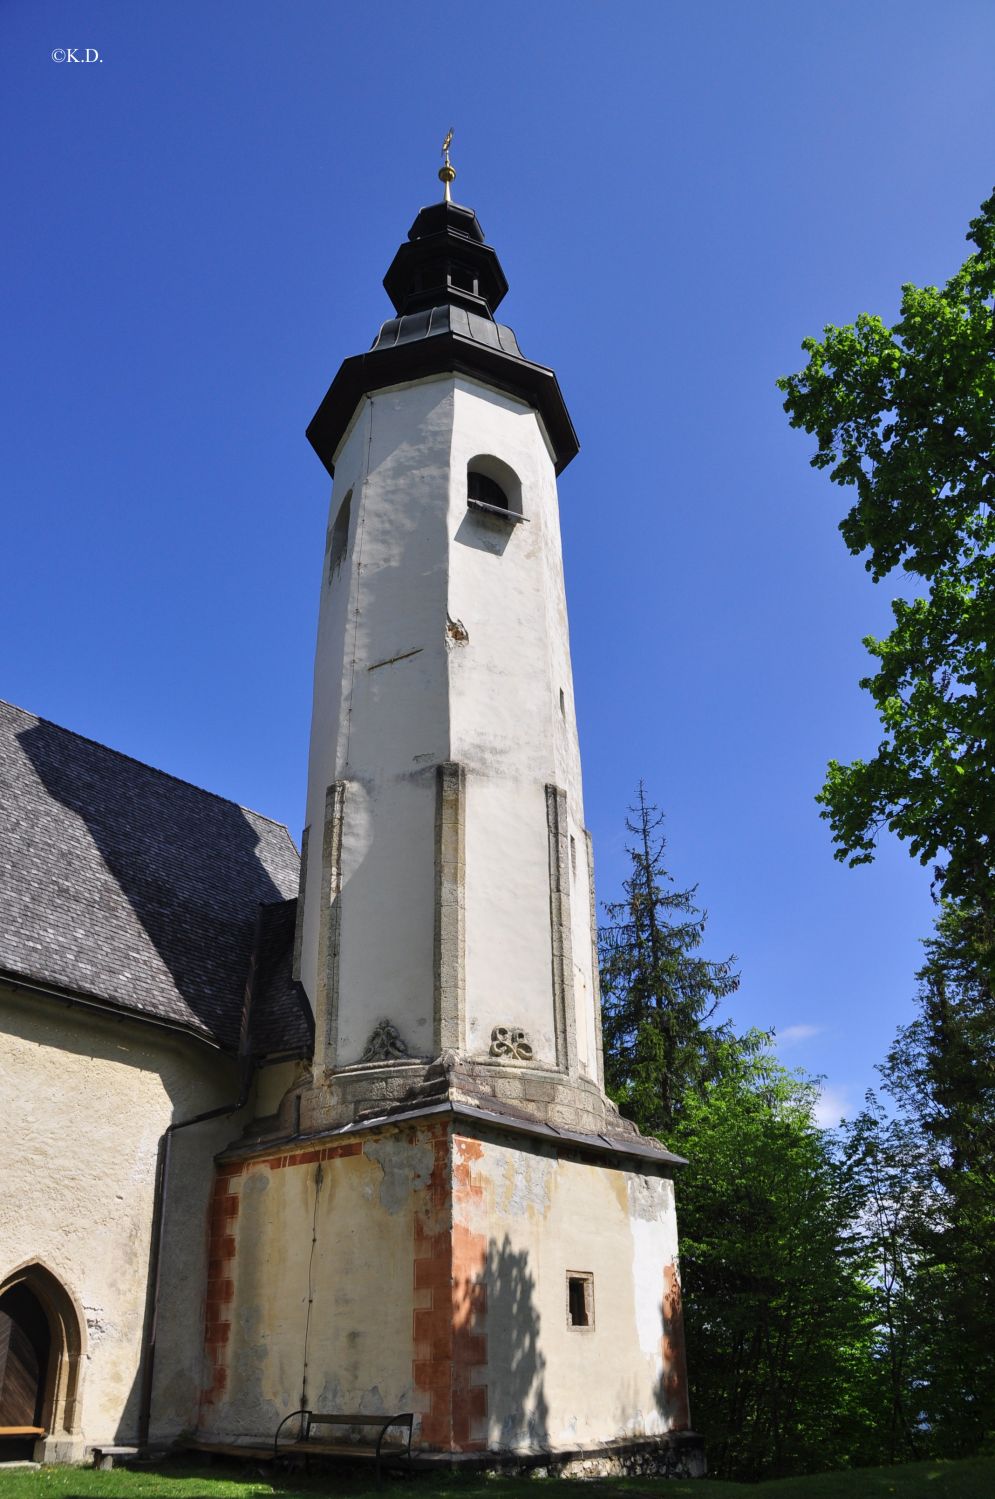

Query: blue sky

[4,0,994,1124]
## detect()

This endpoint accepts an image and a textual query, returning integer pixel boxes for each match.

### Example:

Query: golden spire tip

[439,128,456,203]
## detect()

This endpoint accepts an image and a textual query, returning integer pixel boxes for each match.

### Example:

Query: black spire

[382,201,509,320]
[307,196,578,478]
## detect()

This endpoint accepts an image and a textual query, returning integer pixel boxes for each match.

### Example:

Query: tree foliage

[840,1093,936,1463]
[882,907,995,1452]
[672,1048,876,1480]
[599,790,877,1478]
[777,187,995,1462]
[598,784,739,1137]
[836,915,995,1461]
[600,782,995,1471]
[777,190,995,980]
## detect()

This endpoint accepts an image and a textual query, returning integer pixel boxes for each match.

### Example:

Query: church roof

[0,699,312,1056]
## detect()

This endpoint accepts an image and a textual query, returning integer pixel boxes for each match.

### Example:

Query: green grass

[0,1458,993,1499]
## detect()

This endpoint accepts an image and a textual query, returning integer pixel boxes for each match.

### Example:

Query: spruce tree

[598,784,740,1137]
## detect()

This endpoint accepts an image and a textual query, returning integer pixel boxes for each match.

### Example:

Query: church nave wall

[0,987,244,1459]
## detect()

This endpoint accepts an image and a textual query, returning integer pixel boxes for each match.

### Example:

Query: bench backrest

[305,1412,413,1437]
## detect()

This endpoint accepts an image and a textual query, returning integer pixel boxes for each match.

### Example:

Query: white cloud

[812,1083,850,1128]
[776,1023,824,1047]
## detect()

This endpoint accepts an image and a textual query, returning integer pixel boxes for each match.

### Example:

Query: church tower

[296,163,604,1130]
[197,152,701,1475]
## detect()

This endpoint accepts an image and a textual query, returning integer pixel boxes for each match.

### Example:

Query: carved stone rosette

[489,1026,534,1062]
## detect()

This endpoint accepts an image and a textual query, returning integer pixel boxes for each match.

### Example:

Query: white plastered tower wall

[299,379,452,1070]
[298,373,601,1086]
[448,379,598,1078]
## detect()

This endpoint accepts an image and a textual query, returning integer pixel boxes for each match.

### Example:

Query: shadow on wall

[454,509,516,558]
[17,720,289,1049]
[655,1262,691,1431]
[455,1233,549,1451]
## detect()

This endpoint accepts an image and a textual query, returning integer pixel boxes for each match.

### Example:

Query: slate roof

[0,699,312,1056]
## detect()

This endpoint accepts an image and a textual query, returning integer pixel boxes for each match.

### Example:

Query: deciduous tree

[672,1047,876,1479]
[777,190,995,984]
[780,192,995,1456]
[880,907,995,1453]
[840,1093,935,1463]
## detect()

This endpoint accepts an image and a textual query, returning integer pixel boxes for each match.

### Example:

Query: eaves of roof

[307,329,579,478]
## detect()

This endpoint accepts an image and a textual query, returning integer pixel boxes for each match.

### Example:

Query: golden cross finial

[439,128,456,202]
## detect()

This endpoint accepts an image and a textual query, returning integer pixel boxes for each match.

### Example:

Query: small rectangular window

[567,1272,594,1328]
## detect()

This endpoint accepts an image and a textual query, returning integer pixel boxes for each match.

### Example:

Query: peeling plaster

[315,1376,344,1412]
[626,1171,671,1223]
[242,1171,270,1200]
[631,1221,667,1359]
[84,1307,109,1344]
[364,1137,435,1215]
[500,1150,553,1219]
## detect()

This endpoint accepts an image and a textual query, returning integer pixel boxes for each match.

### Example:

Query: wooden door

[0,1285,50,1431]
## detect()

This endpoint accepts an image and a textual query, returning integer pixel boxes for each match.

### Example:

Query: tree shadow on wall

[654,1263,691,1432]
[454,1233,549,1452]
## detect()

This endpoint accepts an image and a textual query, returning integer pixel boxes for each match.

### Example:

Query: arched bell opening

[466,454,523,520]
[0,1264,84,1459]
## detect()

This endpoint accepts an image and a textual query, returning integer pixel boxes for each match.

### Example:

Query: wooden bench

[273,1410,414,1488]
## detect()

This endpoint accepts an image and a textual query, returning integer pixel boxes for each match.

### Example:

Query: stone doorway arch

[0,1262,85,1462]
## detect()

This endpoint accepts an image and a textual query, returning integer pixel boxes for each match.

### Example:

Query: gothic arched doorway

[0,1264,83,1460]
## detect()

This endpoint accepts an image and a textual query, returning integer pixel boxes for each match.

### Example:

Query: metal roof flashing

[219,1096,687,1173]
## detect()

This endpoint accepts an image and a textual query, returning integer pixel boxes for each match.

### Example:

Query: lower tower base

[195,1101,695,1462]
[413,1430,706,1478]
